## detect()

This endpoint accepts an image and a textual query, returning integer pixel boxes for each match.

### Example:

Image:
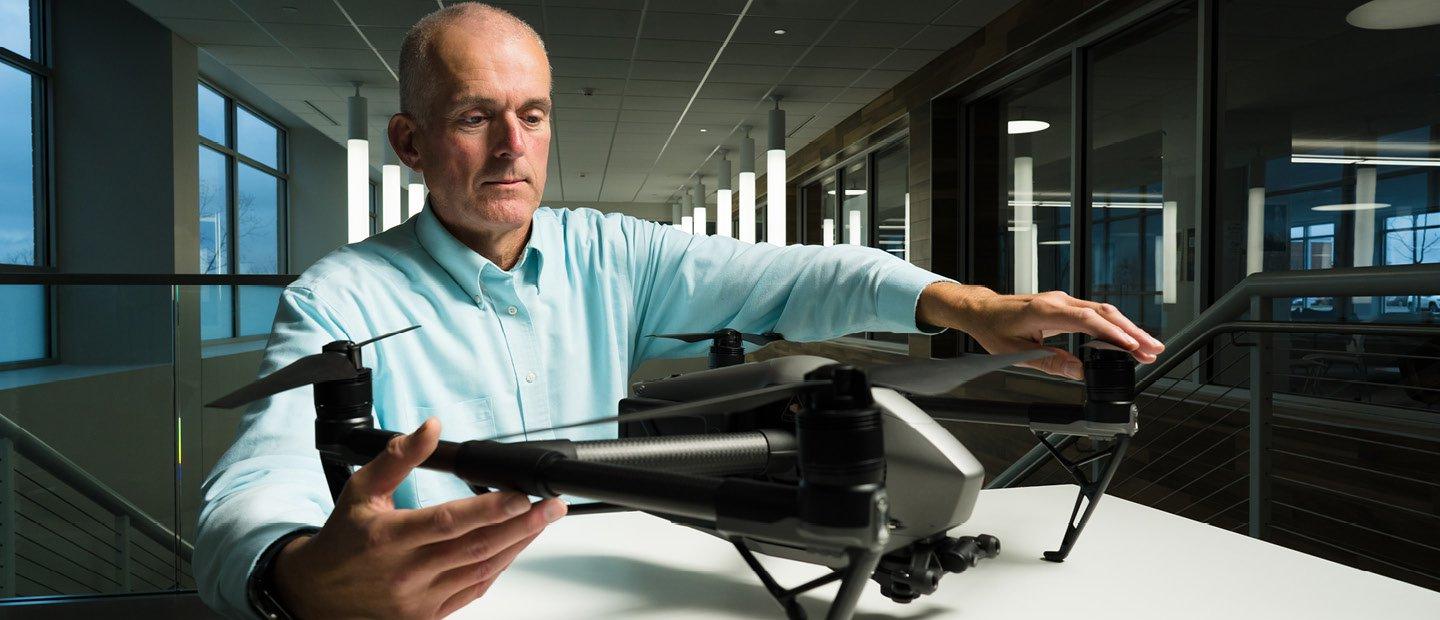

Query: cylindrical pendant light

[1012,153,1037,294]
[346,82,369,243]
[407,168,427,218]
[692,177,707,236]
[381,145,401,231]
[671,200,683,230]
[1245,159,1266,275]
[766,97,787,245]
[716,150,733,238]
[682,186,694,234]
[738,126,756,243]
[681,215,694,234]
[1161,200,1178,304]
[821,218,834,246]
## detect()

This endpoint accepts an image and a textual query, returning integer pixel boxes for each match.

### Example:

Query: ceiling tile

[264,22,373,49]
[846,0,956,23]
[291,47,391,71]
[546,34,637,60]
[359,26,409,51]
[158,18,274,46]
[633,38,718,63]
[731,17,829,45]
[128,0,251,20]
[552,57,632,80]
[646,0,747,15]
[906,24,979,50]
[707,63,790,85]
[819,20,924,48]
[333,0,434,28]
[202,44,303,68]
[543,7,641,38]
[934,0,1020,28]
[719,42,807,67]
[642,11,737,43]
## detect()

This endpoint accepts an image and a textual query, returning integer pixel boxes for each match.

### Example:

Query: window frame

[196,78,289,343]
[0,0,55,371]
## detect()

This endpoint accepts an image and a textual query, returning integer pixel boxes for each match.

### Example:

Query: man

[195,4,1163,619]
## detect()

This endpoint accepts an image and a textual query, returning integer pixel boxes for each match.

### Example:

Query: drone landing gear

[1035,431,1131,562]
[871,533,1000,603]
[733,542,843,620]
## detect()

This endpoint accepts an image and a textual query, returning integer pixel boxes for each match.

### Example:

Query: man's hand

[271,418,565,619]
[917,282,1165,380]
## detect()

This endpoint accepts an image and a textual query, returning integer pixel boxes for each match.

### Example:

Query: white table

[461,485,1440,619]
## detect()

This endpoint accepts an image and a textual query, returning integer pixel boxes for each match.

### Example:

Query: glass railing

[0,274,293,600]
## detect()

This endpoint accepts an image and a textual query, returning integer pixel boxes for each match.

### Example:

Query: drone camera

[1082,345,1136,424]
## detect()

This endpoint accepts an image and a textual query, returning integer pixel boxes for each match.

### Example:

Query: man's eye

[461,114,486,125]
[524,113,545,125]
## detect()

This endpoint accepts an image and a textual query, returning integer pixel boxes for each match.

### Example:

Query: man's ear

[388,113,423,172]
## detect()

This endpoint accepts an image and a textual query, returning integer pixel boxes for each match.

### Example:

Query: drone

[209,326,1139,620]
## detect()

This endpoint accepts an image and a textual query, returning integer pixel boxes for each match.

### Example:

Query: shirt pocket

[413,396,497,506]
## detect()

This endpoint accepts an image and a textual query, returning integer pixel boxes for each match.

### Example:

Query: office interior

[0,0,1437,616]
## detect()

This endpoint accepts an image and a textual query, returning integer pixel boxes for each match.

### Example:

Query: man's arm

[624,220,944,363]
[195,286,564,619]
[621,219,1162,372]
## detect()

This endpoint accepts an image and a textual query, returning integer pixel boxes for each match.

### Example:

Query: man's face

[414,27,551,229]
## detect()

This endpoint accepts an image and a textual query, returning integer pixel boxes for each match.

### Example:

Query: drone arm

[522,429,797,477]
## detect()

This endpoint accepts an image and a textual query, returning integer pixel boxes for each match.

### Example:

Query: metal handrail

[987,263,1440,489]
[0,412,192,563]
[0,273,296,286]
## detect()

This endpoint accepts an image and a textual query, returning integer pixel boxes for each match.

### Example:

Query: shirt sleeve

[624,218,954,363]
[194,287,352,619]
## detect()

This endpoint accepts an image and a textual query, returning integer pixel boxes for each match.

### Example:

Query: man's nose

[492,113,528,160]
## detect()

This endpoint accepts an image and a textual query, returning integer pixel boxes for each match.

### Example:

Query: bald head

[399,3,550,125]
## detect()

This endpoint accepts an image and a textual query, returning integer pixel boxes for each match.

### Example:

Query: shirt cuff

[876,263,956,335]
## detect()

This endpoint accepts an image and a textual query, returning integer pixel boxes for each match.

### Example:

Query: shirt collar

[414,204,558,298]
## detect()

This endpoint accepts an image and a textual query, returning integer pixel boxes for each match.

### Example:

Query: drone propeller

[479,380,828,442]
[865,349,1054,396]
[206,325,420,410]
[650,329,786,347]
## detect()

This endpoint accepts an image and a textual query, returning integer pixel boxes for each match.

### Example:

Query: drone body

[208,326,1139,619]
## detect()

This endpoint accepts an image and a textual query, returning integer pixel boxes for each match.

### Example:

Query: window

[797,137,913,344]
[0,0,49,366]
[969,61,1074,300]
[1086,7,1198,339]
[197,82,286,340]
[1215,0,1440,323]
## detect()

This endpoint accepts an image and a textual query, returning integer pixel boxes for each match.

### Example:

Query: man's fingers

[411,498,560,567]
[1017,346,1083,380]
[389,493,563,549]
[431,531,541,611]
[342,418,441,503]
[436,577,497,619]
[1072,300,1165,359]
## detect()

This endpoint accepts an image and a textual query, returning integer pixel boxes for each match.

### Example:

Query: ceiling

[126,0,1019,206]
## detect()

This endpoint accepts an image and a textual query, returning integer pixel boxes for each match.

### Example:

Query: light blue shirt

[195,206,947,617]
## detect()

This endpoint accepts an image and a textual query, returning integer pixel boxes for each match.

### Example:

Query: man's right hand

[271,418,566,619]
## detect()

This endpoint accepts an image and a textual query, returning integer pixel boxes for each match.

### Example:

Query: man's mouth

[484,178,526,187]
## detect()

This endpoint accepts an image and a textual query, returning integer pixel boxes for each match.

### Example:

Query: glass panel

[238,285,283,337]
[0,0,31,58]
[841,160,869,246]
[970,61,1073,298]
[201,284,234,340]
[0,63,36,265]
[198,146,229,275]
[1,284,185,597]
[801,180,823,244]
[1217,0,1440,324]
[1087,6,1197,339]
[236,105,280,170]
[236,164,279,275]
[198,84,226,146]
[0,284,45,363]
[874,142,909,260]
[821,173,838,246]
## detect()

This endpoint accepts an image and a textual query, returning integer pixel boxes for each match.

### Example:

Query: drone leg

[321,458,352,503]
[733,542,810,620]
[1034,432,1131,562]
[824,548,883,620]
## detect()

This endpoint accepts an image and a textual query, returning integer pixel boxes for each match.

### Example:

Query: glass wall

[874,142,909,260]
[1216,0,1440,325]
[969,62,1073,299]
[1086,6,1198,338]
[0,0,48,366]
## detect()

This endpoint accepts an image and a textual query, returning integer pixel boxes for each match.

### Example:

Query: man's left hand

[917,282,1165,380]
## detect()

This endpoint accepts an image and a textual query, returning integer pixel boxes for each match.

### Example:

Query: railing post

[114,514,131,593]
[1248,295,1272,539]
[0,438,14,597]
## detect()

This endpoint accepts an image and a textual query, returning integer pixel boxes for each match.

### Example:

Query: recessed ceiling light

[280,5,299,13]
[773,28,788,35]
[1346,0,1440,29]
[700,128,708,132]
[1312,202,1391,212]
[1007,120,1050,134]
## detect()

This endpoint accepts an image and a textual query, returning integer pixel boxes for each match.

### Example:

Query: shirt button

[507,305,518,315]
[524,372,537,383]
